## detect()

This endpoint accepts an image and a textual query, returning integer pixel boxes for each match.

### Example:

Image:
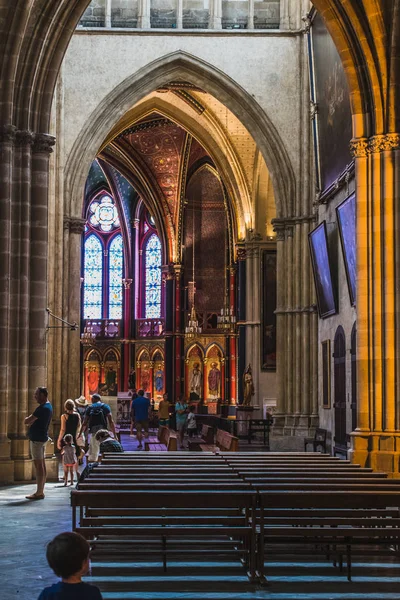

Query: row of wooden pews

[71,451,400,595]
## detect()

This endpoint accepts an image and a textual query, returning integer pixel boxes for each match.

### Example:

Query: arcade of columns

[0,1,399,482]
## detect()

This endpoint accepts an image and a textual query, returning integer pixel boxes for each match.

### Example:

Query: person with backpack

[79,394,116,462]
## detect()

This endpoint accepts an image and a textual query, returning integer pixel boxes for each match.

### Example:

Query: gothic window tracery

[145,233,162,318]
[83,234,103,319]
[108,233,123,318]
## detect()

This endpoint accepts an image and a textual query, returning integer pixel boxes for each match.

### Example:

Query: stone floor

[1,437,400,599]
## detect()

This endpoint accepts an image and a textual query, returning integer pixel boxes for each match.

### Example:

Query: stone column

[63,217,85,401]
[236,246,246,404]
[349,133,400,474]
[177,0,183,29]
[248,0,254,30]
[0,126,16,482]
[105,0,112,27]
[272,217,318,437]
[245,241,261,416]
[138,0,151,28]
[209,0,222,29]
[30,134,58,476]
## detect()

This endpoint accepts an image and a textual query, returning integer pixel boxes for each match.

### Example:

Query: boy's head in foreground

[46,532,90,580]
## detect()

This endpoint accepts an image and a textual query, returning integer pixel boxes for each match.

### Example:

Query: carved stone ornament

[302,14,312,34]
[122,278,132,290]
[236,247,246,261]
[310,101,318,120]
[15,130,34,146]
[63,216,86,234]
[0,124,17,144]
[349,138,369,158]
[32,133,56,154]
[273,225,286,242]
[369,133,400,153]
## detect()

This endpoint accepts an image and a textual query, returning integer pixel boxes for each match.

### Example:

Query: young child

[186,405,197,437]
[38,531,103,599]
[62,433,77,486]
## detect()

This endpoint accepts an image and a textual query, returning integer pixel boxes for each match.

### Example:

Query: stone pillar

[62,217,85,401]
[0,126,16,482]
[245,241,261,416]
[105,0,112,27]
[173,264,183,398]
[236,247,246,404]
[209,0,222,29]
[248,0,254,30]
[272,217,318,437]
[349,133,400,475]
[138,0,151,28]
[177,0,183,29]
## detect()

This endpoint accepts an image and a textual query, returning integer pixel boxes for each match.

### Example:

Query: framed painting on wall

[308,221,337,318]
[322,339,331,409]
[336,192,356,306]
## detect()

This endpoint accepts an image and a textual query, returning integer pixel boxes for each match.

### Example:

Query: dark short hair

[63,434,73,444]
[91,393,101,402]
[46,532,89,579]
[137,389,144,396]
[95,429,109,441]
[37,387,48,397]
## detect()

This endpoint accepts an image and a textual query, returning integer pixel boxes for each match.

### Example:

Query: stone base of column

[209,17,222,29]
[272,413,318,438]
[12,438,59,481]
[0,437,15,483]
[137,16,150,28]
[349,431,400,477]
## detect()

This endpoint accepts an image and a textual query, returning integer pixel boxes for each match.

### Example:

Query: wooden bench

[71,489,257,580]
[144,425,177,451]
[257,490,400,583]
[304,427,327,452]
[200,428,239,452]
[187,424,214,451]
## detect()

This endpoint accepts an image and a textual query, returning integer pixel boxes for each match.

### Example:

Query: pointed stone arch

[65,50,296,233]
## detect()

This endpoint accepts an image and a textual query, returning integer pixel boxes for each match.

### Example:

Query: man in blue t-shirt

[80,393,116,461]
[24,386,53,500]
[131,389,150,449]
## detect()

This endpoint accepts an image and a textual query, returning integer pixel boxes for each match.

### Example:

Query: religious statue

[243,364,255,406]
[190,362,202,399]
[154,369,164,392]
[208,362,221,398]
[128,368,136,391]
[87,365,99,395]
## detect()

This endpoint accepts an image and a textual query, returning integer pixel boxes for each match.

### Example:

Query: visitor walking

[57,399,82,477]
[175,396,188,449]
[131,389,150,449]
[79,394,116,461]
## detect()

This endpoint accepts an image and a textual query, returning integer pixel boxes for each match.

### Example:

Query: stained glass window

[83,234,103,318]
[109,234,123,319]
[145,233,162,318]
[89,195,120,232]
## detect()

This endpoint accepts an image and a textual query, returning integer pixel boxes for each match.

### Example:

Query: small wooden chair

[304,428,327,453]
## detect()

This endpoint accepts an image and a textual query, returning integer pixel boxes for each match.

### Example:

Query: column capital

[369,133,400,153]
[350,137,369,158]
[63,215,86,234]
[15,129,34,146]
[236,246,246,261]
[32,133,56,154]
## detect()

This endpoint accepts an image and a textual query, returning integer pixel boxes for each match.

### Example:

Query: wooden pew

[71,489,257,580]
[257,490,400,583]
[187,424,215,451]
[200,428,239,452]
[144,425,177,451]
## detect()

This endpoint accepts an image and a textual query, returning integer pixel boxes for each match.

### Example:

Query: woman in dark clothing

[57,399,82,478]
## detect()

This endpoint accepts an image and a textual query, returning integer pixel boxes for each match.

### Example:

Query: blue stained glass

[109,234,123,319]
[145,234,162,318]
[84,234,103,319]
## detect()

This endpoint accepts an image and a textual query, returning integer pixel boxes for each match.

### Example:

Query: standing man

[24,386,53,500]
[131,389,150,449]
[80,393,116,461]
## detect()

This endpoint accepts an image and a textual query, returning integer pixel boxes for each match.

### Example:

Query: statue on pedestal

[190,362,202,399]
[243,364,255,406]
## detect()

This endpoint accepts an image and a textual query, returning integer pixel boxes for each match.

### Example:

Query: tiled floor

[1,441,400,600]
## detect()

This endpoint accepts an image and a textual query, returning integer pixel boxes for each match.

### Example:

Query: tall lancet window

[108,234,123,318]
[83,192,124,319]
[145,233,162,318]
[83,234,103,319]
